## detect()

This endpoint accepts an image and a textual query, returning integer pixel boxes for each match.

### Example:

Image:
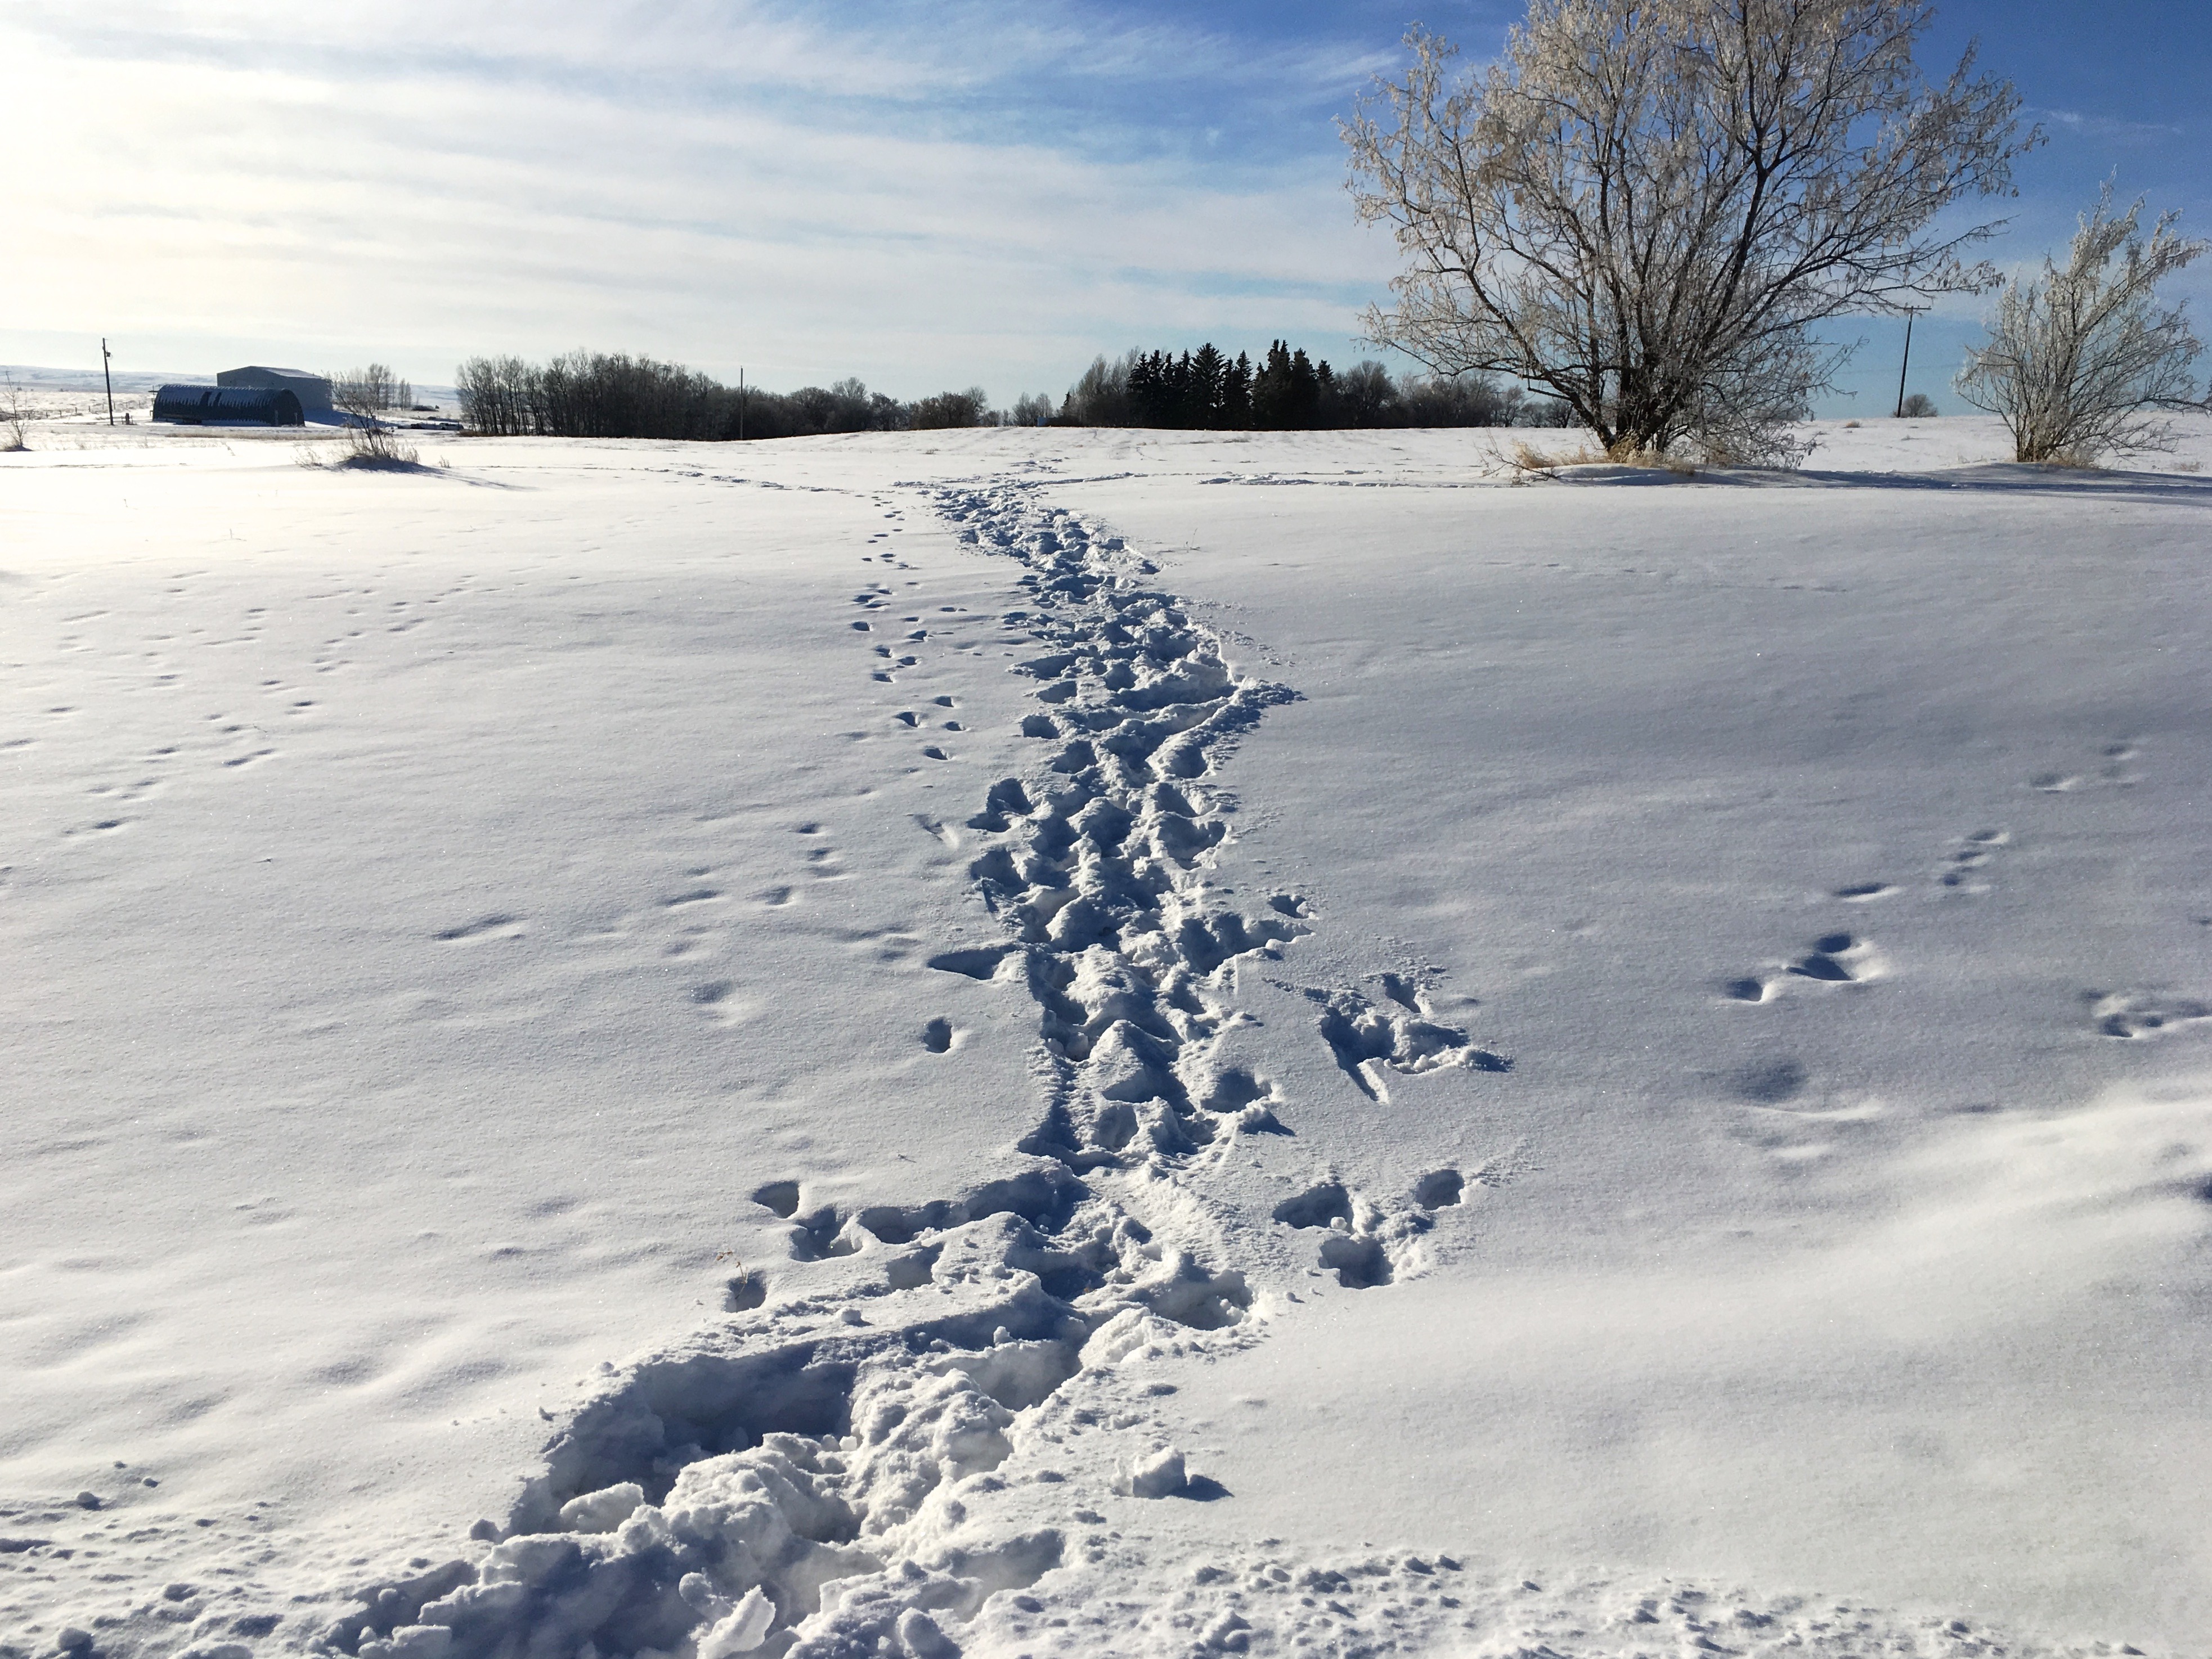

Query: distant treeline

[453,345,1567,440]
[455,353,1025,440]
[1063,341,1569,429]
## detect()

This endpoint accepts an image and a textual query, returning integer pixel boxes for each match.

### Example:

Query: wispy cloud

[2032,105,2187,145]
[1,2,1407,393]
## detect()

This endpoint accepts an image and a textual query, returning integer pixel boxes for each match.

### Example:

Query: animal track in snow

[1789,932,1872,982]
[2031,740,2143,794]
[1730,932,1881,1001]
[434,914,525,943]
[1939,828,2009,892]
[2089,991,2212,1039]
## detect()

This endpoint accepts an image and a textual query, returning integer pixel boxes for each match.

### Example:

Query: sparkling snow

[4,415,2209,1656]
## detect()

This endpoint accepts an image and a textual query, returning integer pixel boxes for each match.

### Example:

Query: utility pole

[738,366,746,442]
[101,338,116,426]
[1894,309,1919,419]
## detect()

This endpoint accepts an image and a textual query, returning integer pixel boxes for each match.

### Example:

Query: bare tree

[331,371,419,467]
[1060,354,1136,426]
[331,363,411,412]
[1343,2,2032,465]
[1,373,29,452]
[913,387,990,430]
[1955,183,2206,464]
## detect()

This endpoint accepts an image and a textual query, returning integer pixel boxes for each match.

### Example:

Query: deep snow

[3,416,2210,1658]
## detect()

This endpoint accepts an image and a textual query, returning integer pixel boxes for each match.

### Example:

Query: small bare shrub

[333,377,420,469]
[1,374,28,452]
[1509,438,1596,474]
[1957,183,2206,464]
[1898,393,1940,418]
[340,421,420,469]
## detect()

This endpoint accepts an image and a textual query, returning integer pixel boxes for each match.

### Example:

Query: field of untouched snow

[4,416,2210,1659]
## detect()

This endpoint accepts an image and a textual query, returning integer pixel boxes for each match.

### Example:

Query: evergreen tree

[1287,348,1322,428]
[1128,351,1163,425]
[1251,340,1295,428]
[1190,343,1227,426]
[1222,352,1253,429]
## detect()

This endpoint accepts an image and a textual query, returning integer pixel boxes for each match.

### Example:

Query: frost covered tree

[1955,183,2206,464]
[1343,1,2032,464]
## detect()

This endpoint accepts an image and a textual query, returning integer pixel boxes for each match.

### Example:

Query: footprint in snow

[1788,932,1874,982]
[1730,933,1879,1000]
[2089,990,2211,1039]
[1415,1169,1464,1208]
[435,914,525,942]
[1939,829,2007,891]
[1833,882,1894,901]
[2032,741,2143,793]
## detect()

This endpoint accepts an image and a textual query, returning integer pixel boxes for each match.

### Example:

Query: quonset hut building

[151,385,307,425]
[216,366,333,416]
[150,366,333,426]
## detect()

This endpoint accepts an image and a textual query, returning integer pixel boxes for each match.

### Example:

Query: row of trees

[459,353,762,439]
[450,347,1574,442]
[1061,343,1567,429]
[454,354,1057,440]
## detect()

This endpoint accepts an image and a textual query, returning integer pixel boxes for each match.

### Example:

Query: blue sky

[3,1,2204,413]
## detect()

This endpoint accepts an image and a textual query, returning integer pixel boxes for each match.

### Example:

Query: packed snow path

[315,479,1511,1659]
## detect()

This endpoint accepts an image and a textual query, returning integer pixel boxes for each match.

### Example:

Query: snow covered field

[5,416,2210,1658]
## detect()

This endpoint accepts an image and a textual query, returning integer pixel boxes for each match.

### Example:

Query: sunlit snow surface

[4,416,2210,1656]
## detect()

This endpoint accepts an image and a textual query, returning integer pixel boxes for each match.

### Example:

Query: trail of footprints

[1728,827,2017,1006]
[39,570,484,845]
[325,484,1502,1658]
[1728,745,2205,1042]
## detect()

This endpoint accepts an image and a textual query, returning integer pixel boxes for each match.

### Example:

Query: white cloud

[1,2,1403,394]
[2032,106,2186,145]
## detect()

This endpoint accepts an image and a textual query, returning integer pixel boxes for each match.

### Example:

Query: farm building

[216,365,333,416]
[151,385,306,425]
